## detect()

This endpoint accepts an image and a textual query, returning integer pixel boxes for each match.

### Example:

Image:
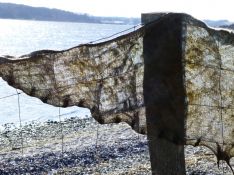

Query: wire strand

[88,23,143,44]
[58,104,64,157]
[16,89,23,155]
[0,92,21,100]
[95,123,100,173]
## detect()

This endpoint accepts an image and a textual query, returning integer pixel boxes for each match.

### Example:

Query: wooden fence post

[142,13,186,175]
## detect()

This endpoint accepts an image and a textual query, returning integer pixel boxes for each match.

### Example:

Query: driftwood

[0,13,233,174]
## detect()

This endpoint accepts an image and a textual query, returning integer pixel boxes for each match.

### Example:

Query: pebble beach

[0,117,233,175]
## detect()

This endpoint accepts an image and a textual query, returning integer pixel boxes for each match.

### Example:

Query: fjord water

[0,19,134,125]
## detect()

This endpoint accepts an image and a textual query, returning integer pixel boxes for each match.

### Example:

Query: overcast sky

[0,0,234,21]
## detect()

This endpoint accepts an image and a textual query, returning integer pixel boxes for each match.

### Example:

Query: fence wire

[0,17,233,174]
[0,22,150,175]
[0,86,231,174]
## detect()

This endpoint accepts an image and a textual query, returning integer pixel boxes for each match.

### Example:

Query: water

[0,19,134,125]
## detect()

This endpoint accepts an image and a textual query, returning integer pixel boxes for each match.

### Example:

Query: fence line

[0,92,22,100]
[16,89,24,155]
[58,104,64,157]
[88,23,143,44]
[0,16,233,174]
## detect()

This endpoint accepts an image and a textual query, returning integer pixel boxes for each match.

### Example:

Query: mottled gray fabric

[0,30,146,134]
[0,13,233,169]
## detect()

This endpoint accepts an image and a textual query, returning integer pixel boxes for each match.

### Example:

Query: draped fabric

[185,23,234,165]
[0,30,146,134]
[0,13,233,167]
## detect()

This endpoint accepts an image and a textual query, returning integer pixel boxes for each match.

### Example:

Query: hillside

[0,3,140,25]
[220,23,234,30]
[203,19,232,27]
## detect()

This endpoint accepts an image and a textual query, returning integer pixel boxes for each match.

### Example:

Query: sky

[0,0,234,21]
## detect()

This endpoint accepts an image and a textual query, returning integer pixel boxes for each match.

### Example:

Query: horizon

[0,0,234,22]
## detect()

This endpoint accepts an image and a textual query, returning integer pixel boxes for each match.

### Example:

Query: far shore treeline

[0,2,140,25]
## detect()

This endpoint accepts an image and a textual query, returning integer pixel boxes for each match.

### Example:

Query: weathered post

[142,13,186,175]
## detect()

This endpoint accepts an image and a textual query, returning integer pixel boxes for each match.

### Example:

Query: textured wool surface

[0,13,233,169]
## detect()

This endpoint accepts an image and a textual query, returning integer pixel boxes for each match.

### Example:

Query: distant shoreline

[0,17,135,25]
[0,2,140,25]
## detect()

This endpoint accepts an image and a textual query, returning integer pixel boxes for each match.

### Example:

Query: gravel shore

[0,117,233,174]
